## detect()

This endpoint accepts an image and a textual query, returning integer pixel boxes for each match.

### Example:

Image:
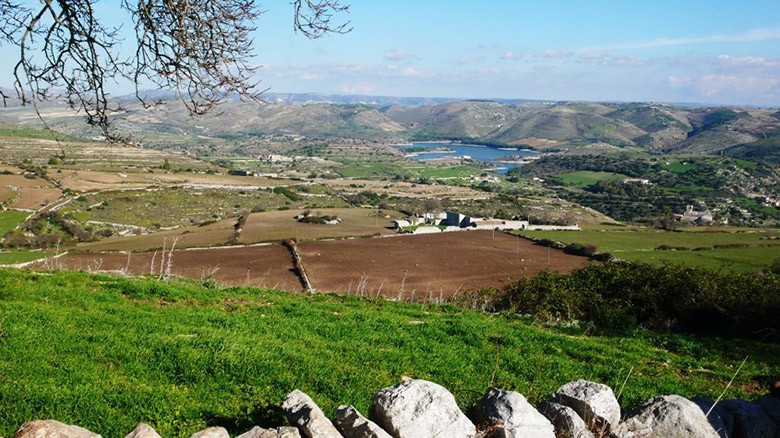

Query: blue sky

[3,0,780,105]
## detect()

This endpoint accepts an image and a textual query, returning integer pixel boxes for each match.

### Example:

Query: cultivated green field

[0,269,775,437]
[517,229,780,272]
[0,251,50,265]
[554,170,628,186]
[0,210,28,236]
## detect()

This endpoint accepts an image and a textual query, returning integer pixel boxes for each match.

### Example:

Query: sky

[2,0,780,105]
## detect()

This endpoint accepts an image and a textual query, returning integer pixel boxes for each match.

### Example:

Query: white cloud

[456,55,484,65]
[717,54,779,68]
[538,49,573,58]
[500,50,524,60]
[580,27,780,52]
[384,50,414,61]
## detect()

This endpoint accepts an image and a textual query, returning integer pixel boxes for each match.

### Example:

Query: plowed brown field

[45,244,302,290]
[299,230,589,298]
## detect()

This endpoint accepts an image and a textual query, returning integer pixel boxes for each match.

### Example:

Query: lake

[401,142,537,174]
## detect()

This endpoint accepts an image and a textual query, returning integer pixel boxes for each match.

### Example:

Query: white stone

[189,427,229,438]
[335,405,392,438]
[125,423,161,438]
[369,379,476,438]
[472,388,555,437]
[282,389,343,438]
[552,380,621,433]
[15,420,101,438]
[616,395,720,438]
[237,426,302,438]
[538,402,594,438]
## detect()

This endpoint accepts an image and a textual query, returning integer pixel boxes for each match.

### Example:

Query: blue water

[402,142,536,174]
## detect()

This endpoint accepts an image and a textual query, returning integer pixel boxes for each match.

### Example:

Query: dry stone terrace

[13,378,779,437]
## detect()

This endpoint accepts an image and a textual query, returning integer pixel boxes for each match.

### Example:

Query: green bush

[497,263,780,338]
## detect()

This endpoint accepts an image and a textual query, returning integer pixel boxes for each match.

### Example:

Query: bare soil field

[299,230,590,298]
[41,244,302,290]
[0,174,62,209]
[76,208,402,252]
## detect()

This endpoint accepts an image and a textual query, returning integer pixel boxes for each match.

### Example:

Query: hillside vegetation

[0,269,777,437]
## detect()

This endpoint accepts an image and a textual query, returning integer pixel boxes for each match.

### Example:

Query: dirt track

[299,230,589,298]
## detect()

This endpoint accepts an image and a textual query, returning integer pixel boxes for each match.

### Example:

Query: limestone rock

[720,399,777,438]
[616,395,719,438]
[237,426,302,438]
[190,427,229,438]
[15,420,101,438]
[538,402,594,438]
[471,388,555,437]
[335,405,392,438]
[282,389,343,438]
[369,379,476,438]
[690,397,732,438]
[125,424,161,438]
[552,380,621,432]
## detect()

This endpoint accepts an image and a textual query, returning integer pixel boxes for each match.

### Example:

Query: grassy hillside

[0,269,776,437]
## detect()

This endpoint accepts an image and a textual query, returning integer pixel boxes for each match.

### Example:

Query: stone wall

[12,378,779,437]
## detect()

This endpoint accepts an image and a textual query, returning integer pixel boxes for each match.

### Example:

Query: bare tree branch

[0,0,351,142]
[293,0,352,39]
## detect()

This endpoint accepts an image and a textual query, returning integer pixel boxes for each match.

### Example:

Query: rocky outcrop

[472,388,555,437]
[335,405,392,438]
[552,380,621,434]
[538,402,594,438]
[15,420,101,438]
[125,423,161,438]
[236,426,302,438]
[369,378,476,438]
[616,395,720,438]
[282,389,343,438]
[189,427,230,438]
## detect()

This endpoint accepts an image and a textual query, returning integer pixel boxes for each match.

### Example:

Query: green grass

[414,165,477,179]
[0,210,28,236]
[616,246,780,272]
[662,161,697,173]
[0,251,49,265]
[0,269,776,437]
[517,229,780,272]
[0,125,72,141]
[555,170,628,186]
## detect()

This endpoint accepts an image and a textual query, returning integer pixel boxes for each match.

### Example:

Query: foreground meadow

[0,269,776,437]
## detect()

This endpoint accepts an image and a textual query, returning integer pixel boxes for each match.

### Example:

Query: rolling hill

[1,96,779,160]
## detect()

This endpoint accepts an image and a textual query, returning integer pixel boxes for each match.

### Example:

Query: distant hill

[1,96,779,160]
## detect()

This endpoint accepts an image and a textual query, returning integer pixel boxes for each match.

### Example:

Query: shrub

[498,263,780,338]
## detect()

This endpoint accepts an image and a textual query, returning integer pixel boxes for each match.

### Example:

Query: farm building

[444,211,474,227]
[393,219,412,230]
[676,205,714,224]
